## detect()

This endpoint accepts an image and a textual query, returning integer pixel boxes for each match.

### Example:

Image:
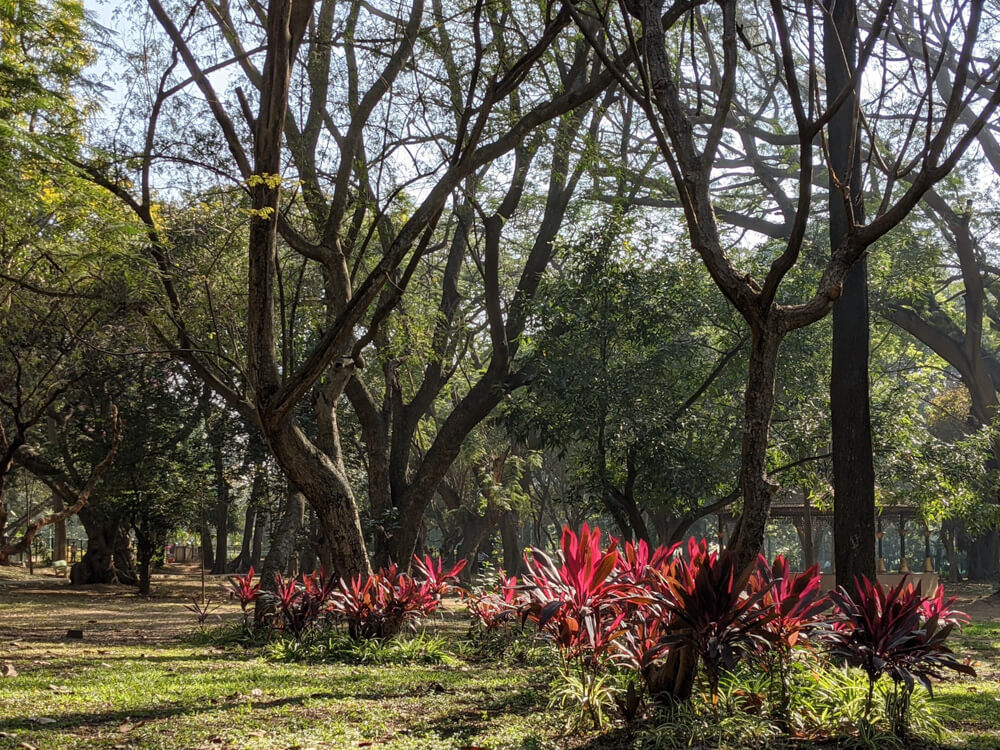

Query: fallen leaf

[48,684,73,694]
[250,688,263,697]
[1,663,17,678]
[28,717,56,725]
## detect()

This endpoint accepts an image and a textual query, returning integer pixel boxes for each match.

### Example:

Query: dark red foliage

[330,563,441,639]
[657,538,774,685]
[615,538,679,584]
[826,576,976,696]
[412,554,467,597]
[227,566,261,612]
[521,523,629,656]
[467,575,523,632]
[750,556,828,652]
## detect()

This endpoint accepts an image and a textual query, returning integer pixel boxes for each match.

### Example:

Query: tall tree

[826,0,876,588]
[90,0,614,577]
[573,0,1000,573]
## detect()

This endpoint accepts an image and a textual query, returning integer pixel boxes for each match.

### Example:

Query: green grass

[934,621,1000,750]
[2,571,998,750]
[0,637,562,749]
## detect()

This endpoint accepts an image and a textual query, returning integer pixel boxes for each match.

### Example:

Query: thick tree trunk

[968,528,1000,581]
[827,0,876,591]
[70,507,137,585]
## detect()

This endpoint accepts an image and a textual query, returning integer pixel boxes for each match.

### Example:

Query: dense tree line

[1,0,999,589]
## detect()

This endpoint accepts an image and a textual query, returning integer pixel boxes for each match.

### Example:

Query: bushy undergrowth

[192,527,976,745]
[473,523,977,744]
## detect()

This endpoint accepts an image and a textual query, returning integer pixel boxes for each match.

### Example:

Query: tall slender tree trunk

[254,487,305,622]
[210,437,230,574]
[250,506,266,570]
[199,519,214,571]
[827,0,877,590]
[52,493,67,562]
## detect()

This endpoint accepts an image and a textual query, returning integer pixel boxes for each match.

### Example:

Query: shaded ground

[1,565,998,749]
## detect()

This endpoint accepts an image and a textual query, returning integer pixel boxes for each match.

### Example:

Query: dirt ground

[0,563,244,644]
[2,564,998,645]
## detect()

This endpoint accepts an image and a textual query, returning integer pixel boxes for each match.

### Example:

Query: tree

[570,0,1000,574]
[826,0,876,589]
[88,0,617,578]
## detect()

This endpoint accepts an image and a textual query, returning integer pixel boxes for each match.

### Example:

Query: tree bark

[229,462,265,573]
[254,487,305,622]
[728,324,783,571]
[499,509,522,575]
[968,529,1000,581]
[199,519,214,571]
[52,493,67,562]
[827,0,877,590]
[210,436,230,574]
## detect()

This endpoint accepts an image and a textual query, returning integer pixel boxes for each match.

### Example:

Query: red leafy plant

[520,523,630,659]
[329,563,441,639]
[748,556,828,716]
[653,538,775,709]
[467,574,523,632]
[826,576,976,738]
[412,554,467,598]
[227,567,262,627]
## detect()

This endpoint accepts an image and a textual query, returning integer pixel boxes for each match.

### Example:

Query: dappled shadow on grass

[0,690,345,735]
[414,680,550,743]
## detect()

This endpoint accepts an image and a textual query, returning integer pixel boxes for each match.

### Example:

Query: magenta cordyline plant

[329,562,445,639]
[227,567,261,628]
[654,538,775,709]
[412,554,467,599]
[748,556,828,716]
[467,574,523,632]
[826,576,976,737]
[520,523,632,660]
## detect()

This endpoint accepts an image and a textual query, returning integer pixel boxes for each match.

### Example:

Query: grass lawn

[2,566,999,749]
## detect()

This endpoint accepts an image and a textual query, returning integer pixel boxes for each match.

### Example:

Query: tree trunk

[254,487,305,623]
[199,520,214,571]
[826,0,877,590]
[728,324,783,572]
[500,509,522,575]
[968,528,1000,581]
[70,509,137,586]
[941,519,962,582]
[211,438,230,574]
[230,504,255,574]
[267,418,371,580]
[229,463,265,573]
[52,493,67,563]
[250,506,266,570]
